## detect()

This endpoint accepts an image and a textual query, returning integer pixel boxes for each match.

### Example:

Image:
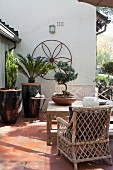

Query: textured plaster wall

[0,0,96,98]
[0,36,5,88]
[0,36,13,88]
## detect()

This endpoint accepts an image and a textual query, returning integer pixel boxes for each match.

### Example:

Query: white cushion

[83,97,99,107]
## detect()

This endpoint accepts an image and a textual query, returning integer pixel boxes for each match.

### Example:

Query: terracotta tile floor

[0,113,113,170]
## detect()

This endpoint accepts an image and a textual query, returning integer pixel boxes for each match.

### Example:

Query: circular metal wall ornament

[32,40,72,80]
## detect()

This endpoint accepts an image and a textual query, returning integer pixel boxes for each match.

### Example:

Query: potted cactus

[0,50,22,124]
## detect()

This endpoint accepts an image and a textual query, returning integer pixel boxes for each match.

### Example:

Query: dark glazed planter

[0,89,22,124]
[22,83,41,118]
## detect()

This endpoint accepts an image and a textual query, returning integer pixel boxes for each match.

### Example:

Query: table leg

[47,112,52,145]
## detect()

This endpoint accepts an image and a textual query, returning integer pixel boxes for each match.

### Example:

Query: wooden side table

[46,100,83,145]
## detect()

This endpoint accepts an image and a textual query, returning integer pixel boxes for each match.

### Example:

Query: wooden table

[46,100,83,145]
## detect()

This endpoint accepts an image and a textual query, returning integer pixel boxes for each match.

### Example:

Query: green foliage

[102,61,113,75]
[54,61,78,94]
[97,34,113,66]
[96,74,113,88]
[96,76,108,87]
[6,50,19,89]
[18,54,54,83]
[95,74,113,99]
[96,52,111,66]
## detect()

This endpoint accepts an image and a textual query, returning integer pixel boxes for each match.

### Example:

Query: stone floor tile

[0,161,25,170]
[0,114,113,170]
[25,161,45,170]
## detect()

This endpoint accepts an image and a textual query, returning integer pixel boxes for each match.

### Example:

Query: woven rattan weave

[57,105,113,170]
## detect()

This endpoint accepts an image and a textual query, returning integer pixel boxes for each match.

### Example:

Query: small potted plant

[52,61,78,105]
[96,62,113,100]
[102,61,113,76]
[0,50,22,124]
[17,53,54,118]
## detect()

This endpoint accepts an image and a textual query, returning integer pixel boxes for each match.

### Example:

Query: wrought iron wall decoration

[32,40,72,80]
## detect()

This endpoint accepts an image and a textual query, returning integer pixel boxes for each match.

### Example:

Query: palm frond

[18,65,29,78]
[18,54,35,77]
[18,53,54,82]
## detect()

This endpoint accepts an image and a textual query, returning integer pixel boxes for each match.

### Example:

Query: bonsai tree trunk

[58,83,68,96]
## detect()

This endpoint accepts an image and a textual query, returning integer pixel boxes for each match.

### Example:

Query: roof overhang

[78,0,113,8]
[0,21,21,43]
[96,11,111,35]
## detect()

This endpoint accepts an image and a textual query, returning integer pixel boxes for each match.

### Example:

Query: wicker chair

[57,105,113,170]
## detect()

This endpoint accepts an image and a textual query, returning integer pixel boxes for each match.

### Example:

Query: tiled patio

[0,112,113,170]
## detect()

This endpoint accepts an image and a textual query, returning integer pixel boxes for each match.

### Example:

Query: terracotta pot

[52,95,76,106]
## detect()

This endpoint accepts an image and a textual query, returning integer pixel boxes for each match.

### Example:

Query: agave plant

[17,54,54,83]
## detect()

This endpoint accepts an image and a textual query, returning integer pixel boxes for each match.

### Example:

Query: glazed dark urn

[0,88,22,124]
[22,83,41,118]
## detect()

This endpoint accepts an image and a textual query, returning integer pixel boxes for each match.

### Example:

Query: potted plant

[102,61,113,76]
[52,61,78,105]
[95,62,113,100]
[17,53,54,118]
[0,50,22,124]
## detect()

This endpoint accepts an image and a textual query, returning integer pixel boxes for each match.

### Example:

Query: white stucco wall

[0,36,5,88]
[0,0,96,98]
[0,36,13,88]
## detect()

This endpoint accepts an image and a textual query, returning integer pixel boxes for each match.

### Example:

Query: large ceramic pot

[52,95,76,106]
[0,88,22,124]
[22,83,41,118]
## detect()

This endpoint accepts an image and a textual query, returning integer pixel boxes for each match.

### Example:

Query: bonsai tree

[6,50,19,89]
[102,61,113,76]
[54,61,78,96]
[18,54,54,83]
[101,61,113,86]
